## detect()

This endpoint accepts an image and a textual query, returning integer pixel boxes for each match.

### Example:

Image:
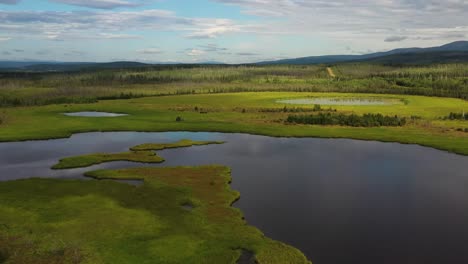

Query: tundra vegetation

[0,63,467,263]
[0,166,310,263]
[52,140,224,169]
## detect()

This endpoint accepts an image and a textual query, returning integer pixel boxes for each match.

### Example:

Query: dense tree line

[258,105,336,113]
[286,113,407,127]
[446,112,468,120]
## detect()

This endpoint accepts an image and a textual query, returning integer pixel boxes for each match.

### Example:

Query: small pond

[0,132,467,264]
[277,97,398,106]
[64,112,128,117]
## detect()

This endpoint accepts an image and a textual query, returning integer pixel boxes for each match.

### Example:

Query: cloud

[13,49,24,52]
[384,36,408,42]
[64,50,85,56]
[137,48,163,54]
[0,37,11,41]
[0,9,247,42]
[213,0,468,45]
[0,0,19,4]
[186,49,205,56]
[2,51,12,55]
[35,50,50,55]
[99,33,142,39]
[198,44,228,52]
[185,20,241,39]
[236,52,258,56]
[49,0,140,9]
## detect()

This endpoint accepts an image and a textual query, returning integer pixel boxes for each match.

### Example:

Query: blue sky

[0,0,467,63]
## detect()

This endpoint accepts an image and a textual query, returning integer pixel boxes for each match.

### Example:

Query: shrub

[446,112,468,121]
[286,113,406,127]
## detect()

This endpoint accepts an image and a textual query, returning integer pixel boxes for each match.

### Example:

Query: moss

[52,140,225,170]
[130,139,224,151]
[52,151,164,170]
[0,166,311,264]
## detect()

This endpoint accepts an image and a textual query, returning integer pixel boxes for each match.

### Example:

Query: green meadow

[0,166,310,264]
[52,140,224,169]
[0,92,467,154]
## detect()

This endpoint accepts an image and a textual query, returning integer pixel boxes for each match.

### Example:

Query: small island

[52,140,224,170]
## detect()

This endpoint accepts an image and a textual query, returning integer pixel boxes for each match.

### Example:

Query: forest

[1,63,467,108]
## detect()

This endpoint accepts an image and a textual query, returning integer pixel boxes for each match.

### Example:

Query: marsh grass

[0,92,467,154]
[0,166,311,263]
[130,139,224,151]
[52,140,224,169]
[52,151,164,169]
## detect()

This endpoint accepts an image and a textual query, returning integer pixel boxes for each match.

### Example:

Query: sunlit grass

[0,166,311,263]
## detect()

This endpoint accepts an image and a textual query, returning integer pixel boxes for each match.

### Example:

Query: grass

[0,92,466,155]
[52,151,164,170]
[52,140,225,169]
[130,139,225,151]
[0,166,311,264]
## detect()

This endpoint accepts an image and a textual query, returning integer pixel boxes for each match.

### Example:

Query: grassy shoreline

[52,140,225,169]
[0,92,466,155]
[0,166,311,263]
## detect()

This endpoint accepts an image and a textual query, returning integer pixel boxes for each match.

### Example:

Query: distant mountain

[0,61,58,68]
[257,41,468,65]
[1,41,468,71]
[360,51,468,65]
[0,60,227,72]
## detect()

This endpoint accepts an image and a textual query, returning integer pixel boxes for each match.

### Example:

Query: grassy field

[0,166,310,264]
[52,140,224,169]
[0,92,466,154]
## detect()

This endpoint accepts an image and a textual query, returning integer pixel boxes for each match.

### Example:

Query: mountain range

[1,41,468,71]
[256,41,468,65]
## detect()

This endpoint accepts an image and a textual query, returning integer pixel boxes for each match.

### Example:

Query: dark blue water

[0,132,467,264]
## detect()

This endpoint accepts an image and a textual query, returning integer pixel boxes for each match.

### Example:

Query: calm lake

[1,132,467,264]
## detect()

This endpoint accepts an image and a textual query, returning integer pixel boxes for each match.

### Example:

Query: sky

[0,0,467,63]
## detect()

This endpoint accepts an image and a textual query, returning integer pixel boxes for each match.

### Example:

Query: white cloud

[0,36,11,41]
[186,20,241,39]
[186,49,205,56]
[213,0,468,45]
[137,48,163,54]
[0,9,248,42]
[99,33,142,39]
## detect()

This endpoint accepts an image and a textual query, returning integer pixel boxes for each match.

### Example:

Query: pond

[1,132,467,264]
[277,97,398,105]
[64,112,128,117]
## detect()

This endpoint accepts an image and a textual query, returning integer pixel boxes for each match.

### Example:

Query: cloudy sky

[0,0,467,63]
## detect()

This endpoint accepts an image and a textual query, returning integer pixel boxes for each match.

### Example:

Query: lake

[1,132,467,264]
